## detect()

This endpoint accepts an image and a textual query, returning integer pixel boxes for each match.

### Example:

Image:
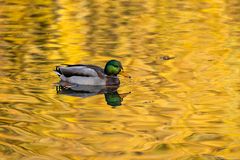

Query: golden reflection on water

[0,0,240,159]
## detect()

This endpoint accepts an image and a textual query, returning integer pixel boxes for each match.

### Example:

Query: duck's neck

[106,76,120,86]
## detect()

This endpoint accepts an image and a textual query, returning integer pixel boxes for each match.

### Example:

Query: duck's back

[55,65,107,85]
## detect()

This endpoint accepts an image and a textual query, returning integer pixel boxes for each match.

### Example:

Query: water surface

[0,0,240,159]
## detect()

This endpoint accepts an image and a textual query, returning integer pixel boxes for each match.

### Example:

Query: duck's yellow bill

[119,92,131,99]
[120,70,131,78]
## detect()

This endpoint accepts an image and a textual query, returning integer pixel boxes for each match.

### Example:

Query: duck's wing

[55,65,105,79]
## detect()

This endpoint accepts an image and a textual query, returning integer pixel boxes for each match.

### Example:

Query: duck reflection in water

[56,81,130,107]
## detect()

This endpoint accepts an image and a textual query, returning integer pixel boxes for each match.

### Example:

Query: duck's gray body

[55,64,120,86]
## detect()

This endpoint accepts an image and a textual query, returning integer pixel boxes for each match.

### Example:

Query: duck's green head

[104,60,123,76]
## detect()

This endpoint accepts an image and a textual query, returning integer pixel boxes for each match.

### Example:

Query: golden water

[0,0,240,159]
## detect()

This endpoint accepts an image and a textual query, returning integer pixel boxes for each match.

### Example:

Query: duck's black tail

[54,66,62,76]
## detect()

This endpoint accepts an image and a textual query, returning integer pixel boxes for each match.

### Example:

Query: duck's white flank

[60,75,106,86]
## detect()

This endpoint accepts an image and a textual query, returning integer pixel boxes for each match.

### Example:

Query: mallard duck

[54,60,124,86]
